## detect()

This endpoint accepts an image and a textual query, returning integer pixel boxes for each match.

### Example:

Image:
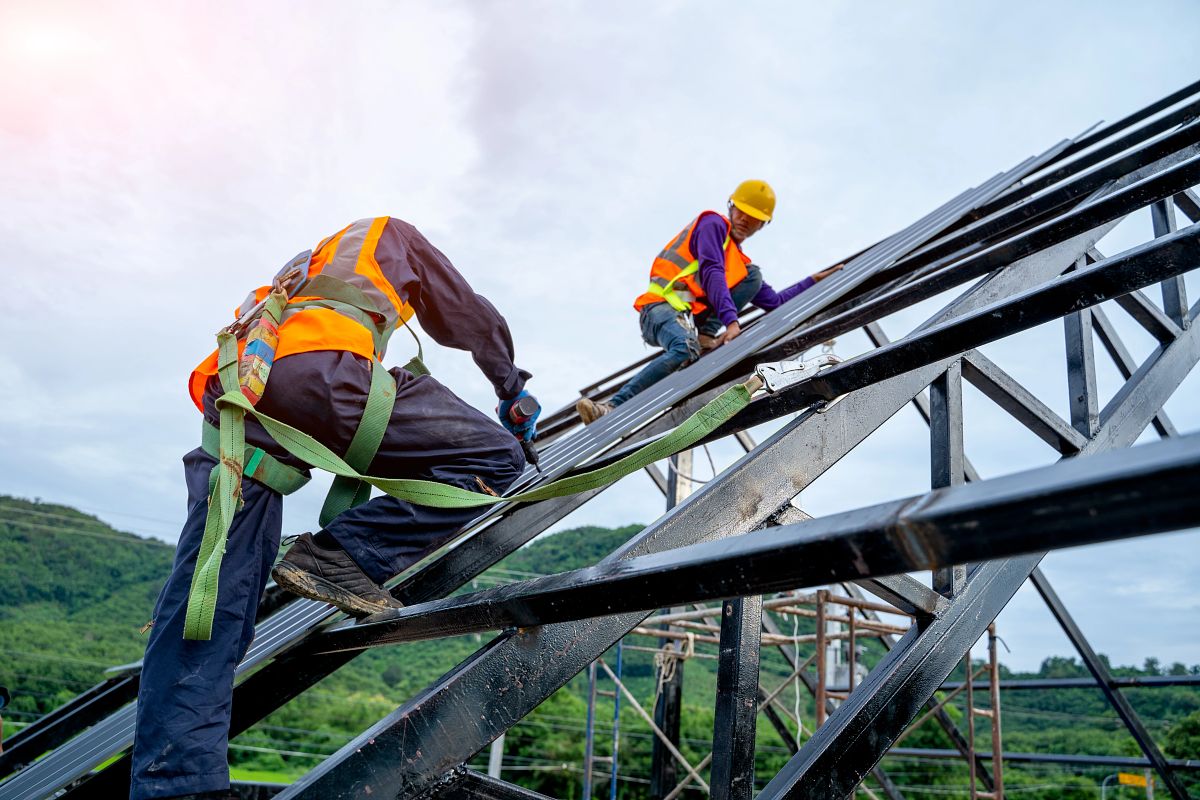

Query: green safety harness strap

[201,421,310,495]
[211,376,755,509]
[318,357,397,527]
[184,273,757,640]
[184,328,256,641]
[187,363,754,638]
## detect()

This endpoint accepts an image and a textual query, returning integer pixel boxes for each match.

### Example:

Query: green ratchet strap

[319,358,397,527]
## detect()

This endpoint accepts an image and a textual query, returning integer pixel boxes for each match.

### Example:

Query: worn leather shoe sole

[272,561,395,618]
[576,397,613,425]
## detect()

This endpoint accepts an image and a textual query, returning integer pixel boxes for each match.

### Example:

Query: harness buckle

[222,265,305,339]
[753,354,841,393]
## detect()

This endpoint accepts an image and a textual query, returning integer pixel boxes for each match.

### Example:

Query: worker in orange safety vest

[577,180,842,423]
[131,217,538,800]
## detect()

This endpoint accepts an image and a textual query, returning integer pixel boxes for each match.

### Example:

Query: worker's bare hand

[813,263,845,282]
[721,320,742,344]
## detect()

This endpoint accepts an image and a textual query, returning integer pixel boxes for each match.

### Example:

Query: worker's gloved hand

[498,390,541,442]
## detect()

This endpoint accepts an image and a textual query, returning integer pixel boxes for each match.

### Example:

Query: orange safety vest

[633,211,751,315]
[188,217,416,410]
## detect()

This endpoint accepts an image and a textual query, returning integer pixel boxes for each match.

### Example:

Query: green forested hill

[1,496,1197,798]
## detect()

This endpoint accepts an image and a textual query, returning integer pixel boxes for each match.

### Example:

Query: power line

[0,648,119,668]
[1,516,170,548]
[0,500,178,530]
[1,505,171,536]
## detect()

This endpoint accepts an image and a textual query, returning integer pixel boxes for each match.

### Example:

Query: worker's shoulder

[379,216,436,242]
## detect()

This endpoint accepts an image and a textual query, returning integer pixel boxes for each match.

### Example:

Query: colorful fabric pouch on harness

[238,298,283,405]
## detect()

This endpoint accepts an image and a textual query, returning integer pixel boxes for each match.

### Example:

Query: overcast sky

[1,0,1198,673]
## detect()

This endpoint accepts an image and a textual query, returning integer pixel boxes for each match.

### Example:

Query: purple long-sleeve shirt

[372,219,530,399]
[691,214,816,326]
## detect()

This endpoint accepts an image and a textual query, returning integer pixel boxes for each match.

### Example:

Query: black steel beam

[886,748,1200,771]
[738,147,1200,375]
[1090,305,1179,438]
[1176,189,1200,222]
[651,457,690,799]
[279,327,1012,800]
[65,211,1041,799]
[312,433,1200,648]
[1153,199,1190,329]
[1113,289,1183,344]
[759,614,909,799]
[839,582,991,792]
[283,182,1198,800]
[851,576,944,619]
[760,554,1047,800]
[437,770,556,800]
[1065,305,1100,439]
[1030,567,1190,799]
[764,223,1200,409]
[1092,308,1200,452]
[930,362,966,598]
[973,94,1200,219]
[306,217,1113,659]
[849,122,1200,299]
[959,350,1087,455]
[940,675,1200,691]
[753,298,1200,798]
[0,676,138,777]
[1050,78,1200,159]
[710,597,763,800]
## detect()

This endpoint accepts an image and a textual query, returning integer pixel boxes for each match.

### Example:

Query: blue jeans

[611,266,763,406]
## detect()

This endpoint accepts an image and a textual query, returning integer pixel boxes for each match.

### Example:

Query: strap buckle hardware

[753,354,841,393]
[222,265,305,338]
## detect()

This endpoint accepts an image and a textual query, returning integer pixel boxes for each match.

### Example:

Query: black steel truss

[6,83,1200,800]
[1030,568,1191,798]
[307,432,1200,649]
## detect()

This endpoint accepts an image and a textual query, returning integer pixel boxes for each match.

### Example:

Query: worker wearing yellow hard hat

[578,180,843,423]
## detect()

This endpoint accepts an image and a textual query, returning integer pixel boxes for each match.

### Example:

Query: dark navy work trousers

[131,351,524,799]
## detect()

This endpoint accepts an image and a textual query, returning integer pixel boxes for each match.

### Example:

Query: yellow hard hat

[729,179,776,222]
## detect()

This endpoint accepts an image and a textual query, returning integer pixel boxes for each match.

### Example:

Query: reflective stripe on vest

[298,217,415,340]
[633,211,750,315]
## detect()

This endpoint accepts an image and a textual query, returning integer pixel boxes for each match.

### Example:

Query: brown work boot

[698,333,721,354]
[576,397,614,425]
[272,533,403,618]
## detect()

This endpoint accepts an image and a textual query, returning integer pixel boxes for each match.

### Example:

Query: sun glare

[5,20,95,65]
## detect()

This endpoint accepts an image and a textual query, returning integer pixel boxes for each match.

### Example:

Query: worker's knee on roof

[664,335,699,367]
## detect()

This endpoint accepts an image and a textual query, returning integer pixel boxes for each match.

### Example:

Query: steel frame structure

[4,82,1200,800]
